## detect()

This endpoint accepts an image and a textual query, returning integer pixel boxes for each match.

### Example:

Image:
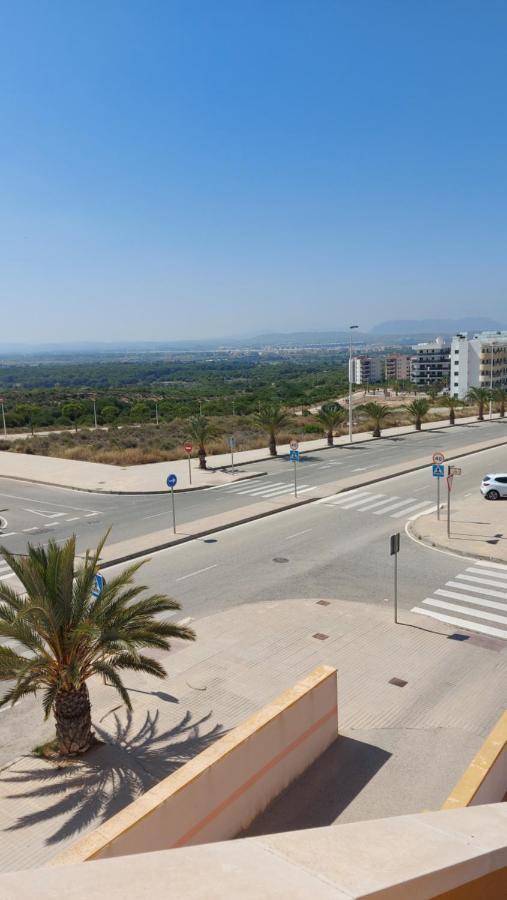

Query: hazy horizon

[1,2,506,341]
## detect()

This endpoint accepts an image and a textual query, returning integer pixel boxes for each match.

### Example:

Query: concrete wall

[443,710,506,809]
[15,805,505,897]
[52,664,338,865]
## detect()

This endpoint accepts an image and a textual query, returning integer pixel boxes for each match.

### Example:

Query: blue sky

[1,1,506,341]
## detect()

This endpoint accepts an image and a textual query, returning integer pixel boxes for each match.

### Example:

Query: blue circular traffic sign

[166,474,177,488]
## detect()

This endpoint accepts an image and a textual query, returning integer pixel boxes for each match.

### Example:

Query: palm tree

[401,398,430,431]
[466,386,491,422]
[316,402,346,446]
[357,402,392,438]
[442,395,463,426]
[493,387,507,418]
[0,534,195,757]
[188,415,217,469]
[255,402,291,456]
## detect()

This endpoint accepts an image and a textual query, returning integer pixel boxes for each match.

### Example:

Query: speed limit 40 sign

[432,451,445,465]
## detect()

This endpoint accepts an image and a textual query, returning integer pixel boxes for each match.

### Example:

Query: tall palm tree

[315,402,346,446]
[0,534,195,756]
[255,402,291,456]
[401,398,430,431]
[188,415,218,469]
[357,402,392,438]
[466,386,491,422]
[493,387,507,418]
[442,395,463,426]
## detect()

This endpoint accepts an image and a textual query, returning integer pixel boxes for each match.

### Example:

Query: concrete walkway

[0,413,503,493]
[409,492,507,563]
[0,590,504,873]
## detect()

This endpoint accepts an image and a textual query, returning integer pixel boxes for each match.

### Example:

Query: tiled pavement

[0,592,504,872]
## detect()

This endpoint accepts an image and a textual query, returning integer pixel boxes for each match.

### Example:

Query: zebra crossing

[411,560,507,640]
[212,478,316,499]
[0,557,15,583]
[319,488,437,520]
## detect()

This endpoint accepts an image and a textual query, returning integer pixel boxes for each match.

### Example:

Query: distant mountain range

[371,317,506,335]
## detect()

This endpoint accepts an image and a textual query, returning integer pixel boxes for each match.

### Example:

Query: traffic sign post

[184,442,193,485]
[229,436,236,474]
[446,465,461,538]
[166,474,177,533]
[432,461,445,520]
[389,533,400,624]
[289,441,299,497]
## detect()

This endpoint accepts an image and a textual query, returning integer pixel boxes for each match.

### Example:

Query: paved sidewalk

[0,413,503,493]
[0,592,504,873]
[409,493,507,563]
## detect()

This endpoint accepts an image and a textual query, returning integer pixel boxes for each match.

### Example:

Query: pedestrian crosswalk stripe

[235,482,286,495]
[466,566,507,581]
[411,561,507,639]
[373,497,418,515]
[456,573,507,590]
[322,490,435,520]
[446,580,507,601]
[391,500,438,518]
[353,495,401,511]
[339,493,385,509]
[410,607,507,640]
[422,597,507,626]
[435,588,507,612]
[475,560,507,572]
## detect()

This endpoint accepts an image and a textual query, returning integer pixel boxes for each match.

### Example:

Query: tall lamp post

[348,325,359,443]
[0,398,6,436]
[91,396,98,429]
[489,343,494,420]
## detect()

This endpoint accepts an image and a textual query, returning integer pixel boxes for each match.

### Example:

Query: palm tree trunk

[373,424,381,438]
[198,445,207,469]
[450,408,455,425]
[269,430,277,456]
[416,418,422,431]
[55,684,93,755]
[501,401,505,418]
[327,429,333,446]
[478,404,484,421]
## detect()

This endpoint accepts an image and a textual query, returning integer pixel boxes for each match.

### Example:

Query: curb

[97,436,507,569]
[406,520,507,566]
[0,470,267,496]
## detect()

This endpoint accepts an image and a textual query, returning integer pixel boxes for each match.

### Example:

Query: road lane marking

[23,527,38,532]
[0,532,17,537]
[176,564,218,582]
[23,508,67,518]
[456,573,507,590]
[65,517,80,522]
[284,529,313,540]
[84,512,98,517]
[0,491,99,513]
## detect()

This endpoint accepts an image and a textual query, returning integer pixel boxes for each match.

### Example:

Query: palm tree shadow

[1,707,225,847]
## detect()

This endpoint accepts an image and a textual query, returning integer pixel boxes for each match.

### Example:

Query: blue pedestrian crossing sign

[289,449,300,462]
[432,464,444,478]
[92,573,105,599]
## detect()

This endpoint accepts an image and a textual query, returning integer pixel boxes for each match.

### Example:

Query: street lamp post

[154,399,160,426]
[348,325,359,443]
[489,344,494,420]
[91,397,98,429]
[0,399,6,436]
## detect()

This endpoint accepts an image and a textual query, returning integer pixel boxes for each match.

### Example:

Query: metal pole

[155,401,159,426]
[437,475,440,521]
[394,551,398,624]
[93,399,98,429]
[231,444,234,474]
[447,470,451,539]
[187,453,192,485]
[0,402,6,436]
[294,459,298,498]
[171,485,176,534]
[348,325,359,444]
[489,346,493,420]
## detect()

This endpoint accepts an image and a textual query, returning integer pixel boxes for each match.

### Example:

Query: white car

[481,474,507,500]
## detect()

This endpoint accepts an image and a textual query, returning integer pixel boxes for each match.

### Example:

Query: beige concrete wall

[443,710,506,809]
[13,805,505,897]
[52,664,338,865]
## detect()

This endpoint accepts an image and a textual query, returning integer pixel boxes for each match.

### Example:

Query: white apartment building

[450,331,507,399]
[410,336,450,386]
[351,355,383,385]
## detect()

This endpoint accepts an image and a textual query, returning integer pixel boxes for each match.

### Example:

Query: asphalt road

[0,419,506,560]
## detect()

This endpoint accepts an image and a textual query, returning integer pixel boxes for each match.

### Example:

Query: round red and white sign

[432,451,445,465]
[290,439,299,450]
[184,442,193,454]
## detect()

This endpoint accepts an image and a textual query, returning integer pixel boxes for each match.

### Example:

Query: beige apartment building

[451,331,507,399]
[384,354,411,382]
